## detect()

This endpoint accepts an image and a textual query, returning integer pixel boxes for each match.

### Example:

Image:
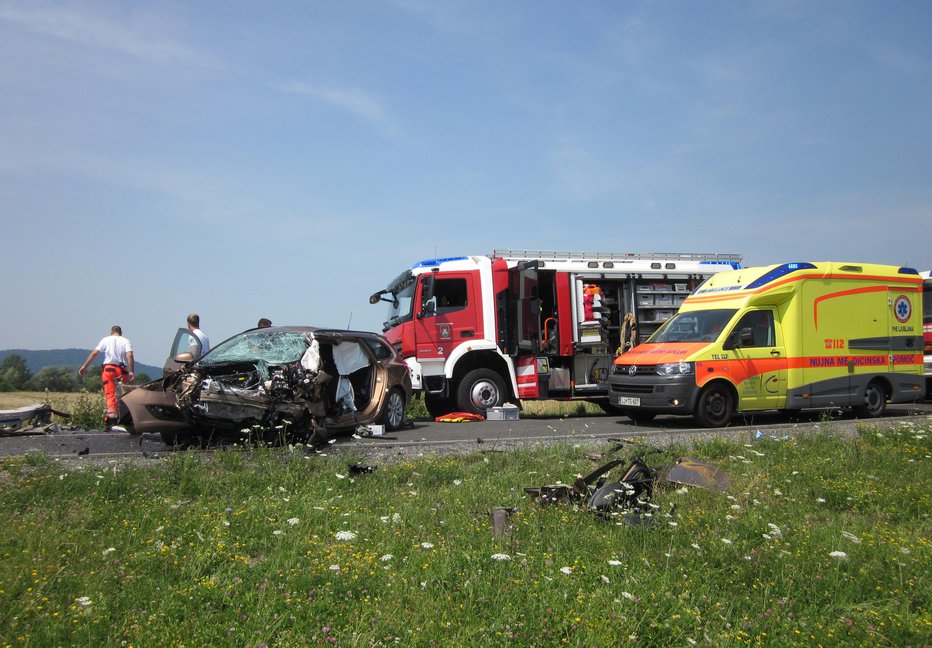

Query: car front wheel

[380,388,406,431]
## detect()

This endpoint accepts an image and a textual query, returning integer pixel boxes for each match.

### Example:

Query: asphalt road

[2,401,930,464]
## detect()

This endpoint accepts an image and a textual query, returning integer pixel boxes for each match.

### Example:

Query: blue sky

[1,0,930,366]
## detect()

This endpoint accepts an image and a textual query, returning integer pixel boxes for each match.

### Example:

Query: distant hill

[0,349,163,379]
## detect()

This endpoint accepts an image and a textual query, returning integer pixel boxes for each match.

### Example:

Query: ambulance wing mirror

[724,327,754,350]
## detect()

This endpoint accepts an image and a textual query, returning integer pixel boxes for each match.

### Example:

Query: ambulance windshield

[649,309,737,344]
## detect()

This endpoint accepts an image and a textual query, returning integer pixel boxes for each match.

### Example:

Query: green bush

[68,389,105,429]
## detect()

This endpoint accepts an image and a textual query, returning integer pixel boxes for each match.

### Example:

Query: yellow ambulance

[607,262,925,427]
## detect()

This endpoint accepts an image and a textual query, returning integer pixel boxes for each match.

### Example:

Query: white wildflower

[491,553,511,561]
[816,497,826,503]
[335,474,346,479]
[453,479,462,486]
[380,554,394,561]
[691,543,701,550]
[768,523,783,540]
[621,591,635,600]
[329,564,341,572]
[842,531,861,544]
[560,566,573,575]
[421,542,434,549]
[721,538,733,545]
[102,547,116,556]
[829,551,848,559]
[287,517,299,526]
[272,529,283,536]
[608,560,622,566]
[675,487,689,495]
[335,531,357,541]
[601,575,610,584]
[392,513,402,524]
[76,596,92,607]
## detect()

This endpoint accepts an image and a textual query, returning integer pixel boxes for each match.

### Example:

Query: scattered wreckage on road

[0,403,70,436]
[118,326,412,447]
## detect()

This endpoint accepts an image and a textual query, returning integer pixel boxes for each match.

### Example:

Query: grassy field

[0,419,929,646]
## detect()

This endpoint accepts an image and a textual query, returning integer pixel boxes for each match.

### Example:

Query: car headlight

[656,361,694,376]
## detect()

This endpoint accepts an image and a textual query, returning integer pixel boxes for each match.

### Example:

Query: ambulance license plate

[618,397,640,407]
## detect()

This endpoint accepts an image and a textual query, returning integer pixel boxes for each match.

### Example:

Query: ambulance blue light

[898,267,919,275]
[411,256,469,269]
[745,262,817,289]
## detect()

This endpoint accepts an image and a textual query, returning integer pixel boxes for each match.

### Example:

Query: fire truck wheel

[456,369,505,415]
[694,383,734,428]
[424,393,453,418]
[379,388,406,431]
[853,380,887,418]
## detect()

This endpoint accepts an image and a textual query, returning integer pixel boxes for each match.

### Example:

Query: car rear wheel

[694,383,734,428]
[456,369,505,416]
[853,380,887,418]
[380,388,406,431]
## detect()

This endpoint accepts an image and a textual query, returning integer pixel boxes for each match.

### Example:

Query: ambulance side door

[725,309,787,410]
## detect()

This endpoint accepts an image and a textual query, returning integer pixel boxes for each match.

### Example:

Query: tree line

[0,354,152,392]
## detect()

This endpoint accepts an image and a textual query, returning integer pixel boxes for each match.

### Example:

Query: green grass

[1,420,929,646]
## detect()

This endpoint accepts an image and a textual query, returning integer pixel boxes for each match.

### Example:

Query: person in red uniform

[78,325,135,430]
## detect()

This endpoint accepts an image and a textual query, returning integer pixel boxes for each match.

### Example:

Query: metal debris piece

[488,507,517,537]
[657,457,730,492]
[0,403,70,434]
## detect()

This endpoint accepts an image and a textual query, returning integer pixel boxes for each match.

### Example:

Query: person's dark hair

[187,313,200,327]
[111,325,122,335]
[257,318,272,328]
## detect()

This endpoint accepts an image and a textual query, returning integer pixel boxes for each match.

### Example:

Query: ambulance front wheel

[456,369,505,416]
[854,380,887,419]
[694,383,735,428]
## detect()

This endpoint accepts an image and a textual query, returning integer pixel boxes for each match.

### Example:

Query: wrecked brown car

[118,326,412,446]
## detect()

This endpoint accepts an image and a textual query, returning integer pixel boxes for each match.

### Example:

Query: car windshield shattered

[648,309,737,344]
[198,330,311,366]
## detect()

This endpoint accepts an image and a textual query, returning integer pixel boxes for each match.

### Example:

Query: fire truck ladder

[491,250,743,264]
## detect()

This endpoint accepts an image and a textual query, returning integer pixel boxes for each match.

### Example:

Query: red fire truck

[369,250,742,417]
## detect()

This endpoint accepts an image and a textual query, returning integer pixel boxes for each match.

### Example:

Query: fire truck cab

[370,250,741,417]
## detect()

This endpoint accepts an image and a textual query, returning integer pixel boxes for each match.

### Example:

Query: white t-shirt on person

[96,335,132,366]
[190,328,210,356]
